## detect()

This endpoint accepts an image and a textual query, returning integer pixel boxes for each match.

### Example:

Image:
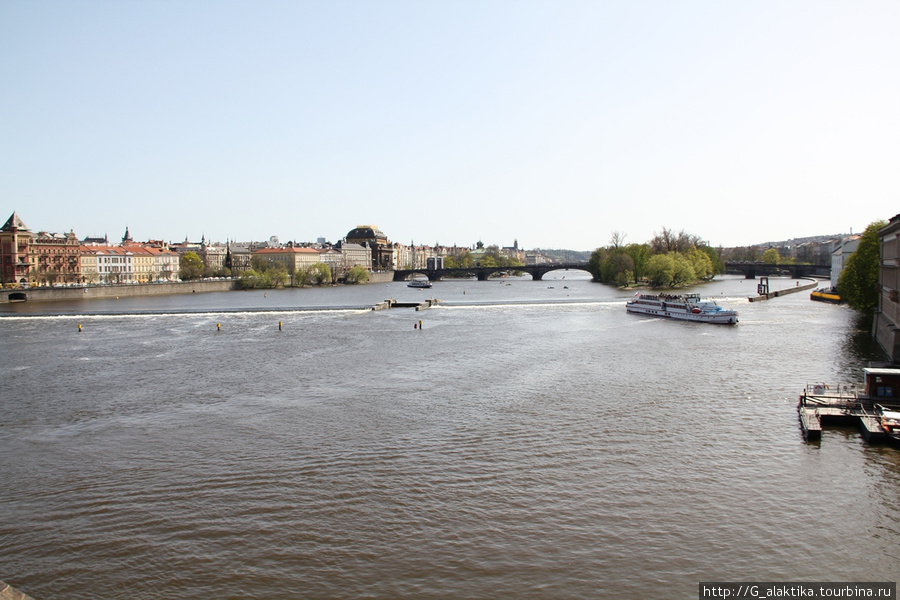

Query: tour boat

[626,292,738,324]
[408,279,432,289]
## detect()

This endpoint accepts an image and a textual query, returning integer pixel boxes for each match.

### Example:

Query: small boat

[626,292,738,324]
[407,279,432,289]
[810,288,842,303]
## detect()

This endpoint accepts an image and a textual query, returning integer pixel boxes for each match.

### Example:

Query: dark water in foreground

[1,275,898,599]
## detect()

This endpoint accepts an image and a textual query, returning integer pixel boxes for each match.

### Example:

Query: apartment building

[874,214,900,364]
[0,212,34,285]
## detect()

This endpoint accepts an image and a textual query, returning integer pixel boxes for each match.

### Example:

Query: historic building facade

[0,213,35,285]
[344,225,393,271]
[251,246,322,273]
[874,214,900,364]
[31,229,81,286]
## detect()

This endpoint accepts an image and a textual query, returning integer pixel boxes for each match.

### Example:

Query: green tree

[838,220,886,312]
[623,243,651,283]
[179,251,204,280]
[237,268,267,288]
[762,248,780,264]
[646,254,675,287]
[587,247,607,282]
[238,256,288,288]
[687,247,714,281]
[600,251,634,286]
[345,265,370,284]
[701,245,726,274]
[305,262,332,285]
[670,252,696,286]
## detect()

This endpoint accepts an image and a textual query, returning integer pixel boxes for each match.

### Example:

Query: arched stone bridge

[724,262,830,279]
[393,262,591,282]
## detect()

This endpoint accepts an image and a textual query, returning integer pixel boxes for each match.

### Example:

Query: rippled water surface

[2,275,898,599]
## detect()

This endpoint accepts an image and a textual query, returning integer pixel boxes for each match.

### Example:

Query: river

[1,274,897,599]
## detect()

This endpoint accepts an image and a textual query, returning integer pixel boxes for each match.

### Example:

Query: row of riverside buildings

[0,215,537,288]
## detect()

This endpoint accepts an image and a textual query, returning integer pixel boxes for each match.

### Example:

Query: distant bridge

[724,262,830,279]
[393,262,591,282]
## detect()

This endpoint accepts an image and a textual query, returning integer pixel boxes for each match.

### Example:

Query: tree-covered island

[587,228,725,288]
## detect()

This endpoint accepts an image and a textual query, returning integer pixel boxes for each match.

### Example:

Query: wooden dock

[797,386,897,445]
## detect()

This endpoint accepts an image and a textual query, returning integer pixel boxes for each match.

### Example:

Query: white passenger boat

[626,293,738,324]
[408,279,432,289]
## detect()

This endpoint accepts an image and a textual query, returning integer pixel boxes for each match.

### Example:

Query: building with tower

[0,212,34,285]
[344,225,393,271]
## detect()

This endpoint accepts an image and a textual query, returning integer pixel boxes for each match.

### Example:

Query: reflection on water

[1,275,898,600]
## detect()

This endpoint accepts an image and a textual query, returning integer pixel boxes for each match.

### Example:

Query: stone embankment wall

[2,272,397,304]
[1,280,236,304]
[367,271,394,284]
[747,279,818,302]
[0,580,36,600]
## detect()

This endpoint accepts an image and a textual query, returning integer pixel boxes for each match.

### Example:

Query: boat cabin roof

[863,368,900,377]
[863,367,900,399]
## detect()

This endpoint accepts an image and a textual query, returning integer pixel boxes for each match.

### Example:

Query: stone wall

[1,280,236,304]
[2,273,398,303]
[367,271,394,284]
[0,580,36,600]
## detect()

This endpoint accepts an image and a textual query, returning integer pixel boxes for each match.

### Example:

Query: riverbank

[1,271,396,304]
[0,280,236,304]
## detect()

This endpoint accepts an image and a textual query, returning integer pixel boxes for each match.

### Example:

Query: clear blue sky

[2,0,898,250]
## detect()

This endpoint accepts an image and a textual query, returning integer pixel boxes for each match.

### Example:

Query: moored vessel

[408,278,432,289]
[626,293,738,324]
[810,287,842,303]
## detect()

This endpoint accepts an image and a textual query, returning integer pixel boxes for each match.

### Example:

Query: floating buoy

[78,324,82,333]
[278,321,282,331]
[414,323,418,329]
[419,320,423,330]
[217,323,221,331]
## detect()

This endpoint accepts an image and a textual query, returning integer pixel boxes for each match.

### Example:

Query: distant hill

[751,233,850,248]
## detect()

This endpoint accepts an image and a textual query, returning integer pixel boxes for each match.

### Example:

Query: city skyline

[0,208,863,254]
[2,1,897,251]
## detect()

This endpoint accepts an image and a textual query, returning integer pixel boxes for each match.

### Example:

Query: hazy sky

[2,1,898,250]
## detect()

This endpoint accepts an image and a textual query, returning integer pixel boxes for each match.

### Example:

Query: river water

[1,274,897,599]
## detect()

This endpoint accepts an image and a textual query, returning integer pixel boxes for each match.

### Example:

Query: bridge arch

[392,262,592,282]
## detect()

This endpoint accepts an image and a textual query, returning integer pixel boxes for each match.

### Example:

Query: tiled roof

[253,247,319,254]
[1,212,30,232]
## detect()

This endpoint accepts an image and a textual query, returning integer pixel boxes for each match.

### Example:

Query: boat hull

[626,294,738,324]
[810,290,841,303]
